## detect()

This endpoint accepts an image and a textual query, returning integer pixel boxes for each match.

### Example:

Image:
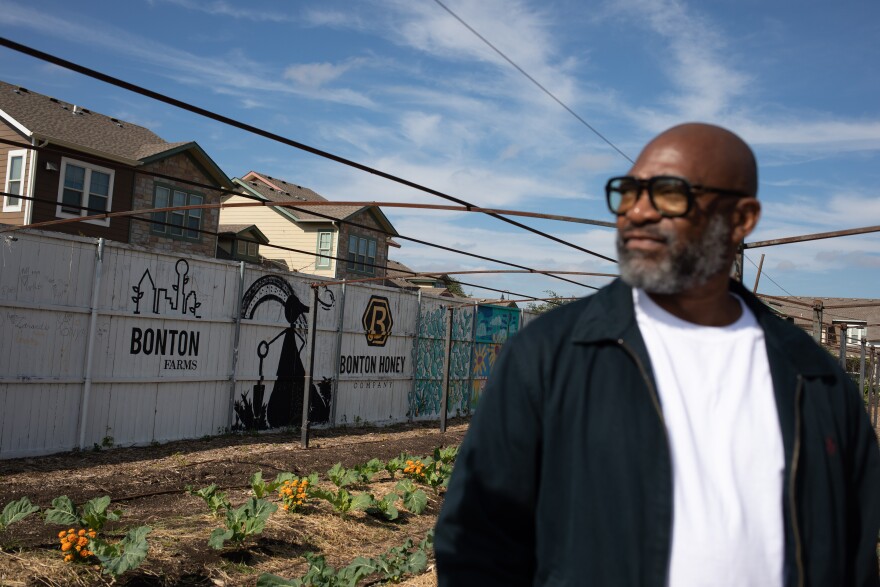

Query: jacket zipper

[790,375,804,587]
[617,339,665,425]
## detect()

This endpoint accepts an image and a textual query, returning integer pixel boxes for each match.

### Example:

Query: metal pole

[78,238,105,449]
[869,348,877,425]
[439,306,453,433]
[410,289,422,422]
[733,243,744,282]
[301,286,319,448]
[812,300,823,344]
[752,254,765,293]
[226,261,245,432]
[465,302,477,415]
[329,280,346,427]
[838,324,847,369]
[872,350,879,428]
[859,337,867,396]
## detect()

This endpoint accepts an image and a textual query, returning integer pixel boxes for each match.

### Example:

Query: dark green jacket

[435,279,880,586]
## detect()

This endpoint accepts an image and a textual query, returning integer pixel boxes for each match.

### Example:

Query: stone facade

[337,210,390,281]
[129,154,221,258]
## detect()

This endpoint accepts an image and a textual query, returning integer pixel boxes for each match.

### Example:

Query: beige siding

[219,195,337,278]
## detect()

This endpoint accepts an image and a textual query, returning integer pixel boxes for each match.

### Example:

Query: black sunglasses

[605,175,751,218]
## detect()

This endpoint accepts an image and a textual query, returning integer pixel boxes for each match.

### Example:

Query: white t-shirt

[633,289,784,587]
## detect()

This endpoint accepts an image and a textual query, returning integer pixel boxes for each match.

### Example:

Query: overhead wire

[2,189,555,301]
[0,138,604,291]
[0,36,617,265]
[431,0,634,164]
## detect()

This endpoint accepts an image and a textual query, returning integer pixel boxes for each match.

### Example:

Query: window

[3,150,25,212]
[235,238,258,259]
[55,157,114,225]
[316,231,332,268]
[347,234,376,274]
[151,185,203,240]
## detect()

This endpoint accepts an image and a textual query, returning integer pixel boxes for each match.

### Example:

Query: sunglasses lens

[651,177,689,216]
[607,178,640,214]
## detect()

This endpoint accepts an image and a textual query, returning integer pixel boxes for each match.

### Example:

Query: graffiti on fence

[471,305,521,408]
[236,276,335,431]
[129,258,203,371]
[409,306,473,418]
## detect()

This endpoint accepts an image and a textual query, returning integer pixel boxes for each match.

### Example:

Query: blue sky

[1,0,878,301]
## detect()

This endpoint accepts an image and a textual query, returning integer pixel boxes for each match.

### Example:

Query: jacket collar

[572,278,835,378]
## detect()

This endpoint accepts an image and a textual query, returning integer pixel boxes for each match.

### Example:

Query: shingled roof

[0,80,232,187]
[234,171,398,235]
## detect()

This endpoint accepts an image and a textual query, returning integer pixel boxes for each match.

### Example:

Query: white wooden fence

[0,229,536,458]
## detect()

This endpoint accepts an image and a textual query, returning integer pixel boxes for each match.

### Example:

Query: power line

[2,190,553,301]
[3,188,600,292]
[431,0,634,164]
[744,253,796,297]
[0,36,617,265]
[0,138,603,290]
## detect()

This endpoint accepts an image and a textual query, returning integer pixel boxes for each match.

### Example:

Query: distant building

[762,295,880,347]
[219,171,399,279]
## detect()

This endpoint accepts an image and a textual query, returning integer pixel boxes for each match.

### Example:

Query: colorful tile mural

[470,305,521,409]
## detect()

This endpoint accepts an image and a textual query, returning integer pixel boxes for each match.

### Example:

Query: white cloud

[148,0,297,22]
[283,59,365,88]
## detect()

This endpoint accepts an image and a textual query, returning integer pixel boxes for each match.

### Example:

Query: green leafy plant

[434,445,459,465]
[384,453,413,480]
[185,483,232,517]
[327,463,359,488]
[257,530,435,586]
[258,552,375,587]
[44,495,121,531]
[311,487,366,516]
[371,537,429,583]
[394,479,428,515]
[0,497,40,532]
[351,491,400,521]
[89,525,152,577]
[208,497,278,550]
[353,458,384,484]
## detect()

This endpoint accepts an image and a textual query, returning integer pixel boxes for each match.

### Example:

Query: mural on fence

[129,258,204,371]
[409,305,473,418]
[236,276,335,431]
[471,305,521,409]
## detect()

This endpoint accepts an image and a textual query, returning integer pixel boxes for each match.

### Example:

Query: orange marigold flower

[64,554,74,562]
[88,531,97,538]
[78,529,86,536]
[61,542,72,552]
[57,530,66,538]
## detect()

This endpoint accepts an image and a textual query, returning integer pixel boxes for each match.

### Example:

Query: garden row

[0,445,458,586]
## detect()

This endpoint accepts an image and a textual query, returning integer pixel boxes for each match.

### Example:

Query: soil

[0,418,470,587]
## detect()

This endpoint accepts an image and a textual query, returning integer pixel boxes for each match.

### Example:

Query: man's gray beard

[616,214,733,294]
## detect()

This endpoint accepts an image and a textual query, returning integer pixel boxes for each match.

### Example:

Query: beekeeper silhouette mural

[235,275,335,431]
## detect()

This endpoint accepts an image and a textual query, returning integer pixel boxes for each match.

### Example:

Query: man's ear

[731,198,761,243]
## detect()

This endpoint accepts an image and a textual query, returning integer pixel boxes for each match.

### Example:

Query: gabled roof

[0,80,232,188]
[232,171,398,235]
[217,223,270,244]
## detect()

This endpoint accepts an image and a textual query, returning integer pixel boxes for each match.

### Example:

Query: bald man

[434,123,880,587]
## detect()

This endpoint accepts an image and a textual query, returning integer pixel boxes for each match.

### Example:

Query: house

[218,171,399,279]
[0,80,233,257]
[384,259,466,297]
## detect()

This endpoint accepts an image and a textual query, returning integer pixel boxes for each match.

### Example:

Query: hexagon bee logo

[362,295,393,347]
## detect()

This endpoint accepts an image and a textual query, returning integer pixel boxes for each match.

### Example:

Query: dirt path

[0,419,469,586]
